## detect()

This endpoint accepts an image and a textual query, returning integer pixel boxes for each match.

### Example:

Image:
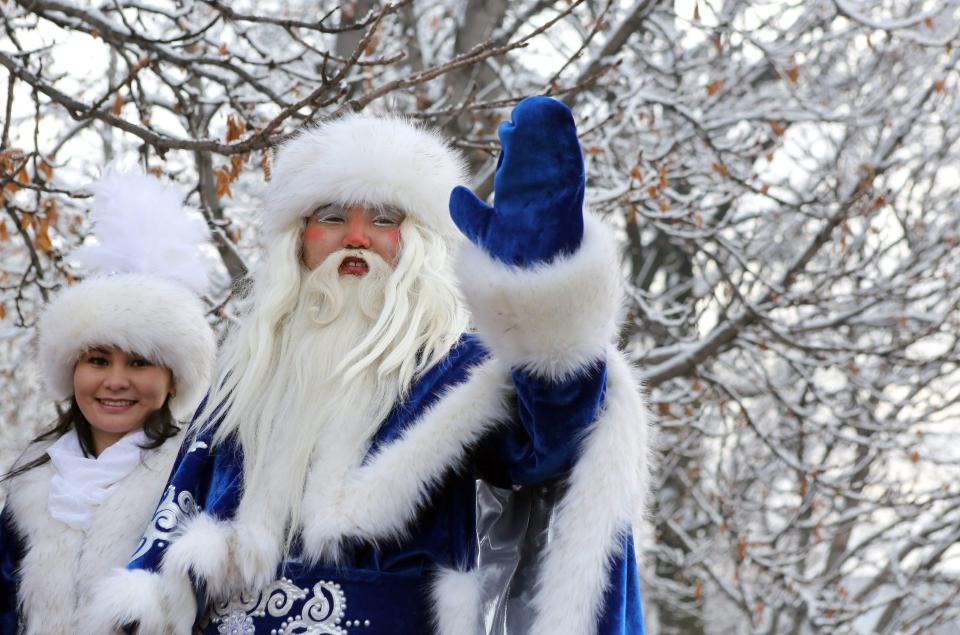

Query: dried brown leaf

[35,217,52,252]
[111,92,123,116]
[39,158,53,180]
[42,198,59,224]
[214,166,233,199]
[226,114,245,143]
[260,150,272,182]
[364,31,382,55]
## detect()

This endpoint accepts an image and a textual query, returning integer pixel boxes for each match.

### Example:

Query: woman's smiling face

[73,345,173,454]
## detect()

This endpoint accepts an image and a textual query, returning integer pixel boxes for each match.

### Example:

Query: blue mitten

[450,96,585,267]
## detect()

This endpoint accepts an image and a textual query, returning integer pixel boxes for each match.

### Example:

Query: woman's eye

[87,356,108,366]
[130,358,153,368]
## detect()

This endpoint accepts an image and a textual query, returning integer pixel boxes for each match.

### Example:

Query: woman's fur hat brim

[38,273,216,420]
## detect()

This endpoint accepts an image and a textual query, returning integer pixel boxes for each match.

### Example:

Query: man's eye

[317,214,345,224]
[373,216,400,227]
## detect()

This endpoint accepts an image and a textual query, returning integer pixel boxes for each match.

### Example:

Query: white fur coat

[4,432,181,635]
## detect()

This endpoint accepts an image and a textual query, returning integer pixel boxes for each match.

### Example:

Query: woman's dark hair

[1,396,179,482]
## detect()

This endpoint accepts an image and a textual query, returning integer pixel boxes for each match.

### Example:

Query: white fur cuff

[83,567,196,635]
[455,213,623,380]
[431,567,484,635]
[162,513,233,600]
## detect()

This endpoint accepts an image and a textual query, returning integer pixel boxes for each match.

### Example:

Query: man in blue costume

[94,97,650,634]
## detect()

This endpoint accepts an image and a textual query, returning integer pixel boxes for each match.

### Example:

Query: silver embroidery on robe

[129,484,199,561]
[209,577,352,635]
[187,439,209,454]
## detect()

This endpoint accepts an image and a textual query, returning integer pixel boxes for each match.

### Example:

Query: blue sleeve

[0,508,22,635]
[126,417,244,574]
[476,360,607,486]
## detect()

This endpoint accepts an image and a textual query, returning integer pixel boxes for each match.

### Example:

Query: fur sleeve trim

[455,212,623,380]
[161,512,234,601]
[430,567,484,635]
[81,567,196,635]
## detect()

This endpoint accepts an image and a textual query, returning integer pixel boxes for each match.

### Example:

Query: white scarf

[46,428,149,530]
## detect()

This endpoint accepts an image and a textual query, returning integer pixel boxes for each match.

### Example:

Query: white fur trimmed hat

[37,171,217,420]
[262,114,468,241]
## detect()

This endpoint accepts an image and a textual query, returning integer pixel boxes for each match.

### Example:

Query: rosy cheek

[304,226,326,242]
[386,228,401,245]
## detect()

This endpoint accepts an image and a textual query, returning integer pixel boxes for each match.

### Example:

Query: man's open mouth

[339,256,369,276]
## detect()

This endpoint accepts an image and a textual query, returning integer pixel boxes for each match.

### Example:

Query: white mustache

[303,249,390,326]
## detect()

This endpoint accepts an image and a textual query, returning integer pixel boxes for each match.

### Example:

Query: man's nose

[343,212,372,249]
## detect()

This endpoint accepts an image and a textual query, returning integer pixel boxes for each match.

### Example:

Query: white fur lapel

[526,349,650,635]
[6,460,79,635]
[166,356,513,600]
[300,357,511,561]
[6,434,181,634]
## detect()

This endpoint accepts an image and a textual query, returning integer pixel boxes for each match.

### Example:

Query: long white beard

[201,222,469,570]
[235,250,402,550]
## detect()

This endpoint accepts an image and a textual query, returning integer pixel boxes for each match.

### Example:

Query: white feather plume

[73,170,213,296]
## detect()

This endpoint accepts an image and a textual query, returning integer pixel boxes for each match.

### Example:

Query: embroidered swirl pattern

[129,484,199,561]
[210,577,353,635]
[129,440,207,561]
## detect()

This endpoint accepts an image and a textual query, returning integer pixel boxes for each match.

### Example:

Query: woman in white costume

[0,171,216,635]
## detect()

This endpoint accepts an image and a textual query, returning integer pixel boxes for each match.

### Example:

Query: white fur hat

[38,171,217,420]
[263,114,468,242]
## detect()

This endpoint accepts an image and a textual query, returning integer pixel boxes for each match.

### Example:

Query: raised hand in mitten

[449,96,585,267]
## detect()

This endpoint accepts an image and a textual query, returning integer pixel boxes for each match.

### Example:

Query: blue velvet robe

[0,511,22,635]
[121,334,643,634]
